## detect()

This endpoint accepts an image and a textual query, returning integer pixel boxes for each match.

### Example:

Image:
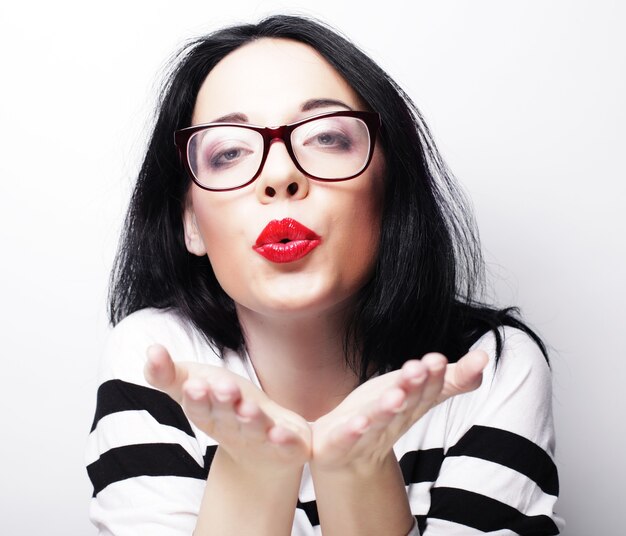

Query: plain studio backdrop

[0,1,623,534]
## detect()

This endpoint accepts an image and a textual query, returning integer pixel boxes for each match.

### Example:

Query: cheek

[334,169,385,284]
[358,157,385,251]
[351,197,382,270]
[190,192,251,292]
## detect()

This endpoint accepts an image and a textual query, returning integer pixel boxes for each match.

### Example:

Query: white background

[0,1,624,534]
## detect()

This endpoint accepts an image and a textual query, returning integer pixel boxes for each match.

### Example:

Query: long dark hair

[109,15,547,382]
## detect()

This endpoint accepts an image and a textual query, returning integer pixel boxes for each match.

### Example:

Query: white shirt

[86,308,564,535]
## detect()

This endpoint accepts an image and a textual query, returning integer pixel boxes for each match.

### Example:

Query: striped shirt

[86,308,564,535]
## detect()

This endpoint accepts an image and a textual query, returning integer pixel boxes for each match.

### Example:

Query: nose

[255,140,309,203]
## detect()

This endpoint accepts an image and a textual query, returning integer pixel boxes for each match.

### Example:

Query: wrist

[216,445,306,479]
[310,450,414,536]
[310,448,397,479]
[198,447,304,536]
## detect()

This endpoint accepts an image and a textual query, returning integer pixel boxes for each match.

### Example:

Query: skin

[146,38,489,535]
[182,40,385,319]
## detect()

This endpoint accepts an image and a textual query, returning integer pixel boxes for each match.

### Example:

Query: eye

[303,129,352,151]
[211,147,247,166]
[205,142,254,170]
[317,132,349,147]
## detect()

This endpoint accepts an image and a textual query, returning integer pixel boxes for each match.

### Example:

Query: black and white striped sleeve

[397,328,564,535]
[423,329,564,535]
[85,310,218,536]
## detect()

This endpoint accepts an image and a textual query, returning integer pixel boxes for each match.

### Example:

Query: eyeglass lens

[187,115,371,190]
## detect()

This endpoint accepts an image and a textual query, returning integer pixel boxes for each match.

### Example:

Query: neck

[236,305,359,421]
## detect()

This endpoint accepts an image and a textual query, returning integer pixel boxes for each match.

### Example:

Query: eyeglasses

[174,110,381,191]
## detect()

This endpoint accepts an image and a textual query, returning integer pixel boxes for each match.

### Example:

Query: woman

[86,15,563,535]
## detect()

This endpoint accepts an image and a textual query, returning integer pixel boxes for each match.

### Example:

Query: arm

[195,447,302,535]
[311,451,414,536]
[417,329,564,535]
[87,310,309,535]
[87,377,207,536]
[87,312,210,536]
[309,351,488,536]
[145,345,311,536]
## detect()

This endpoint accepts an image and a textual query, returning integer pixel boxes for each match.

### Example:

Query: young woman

[86,15,563,536]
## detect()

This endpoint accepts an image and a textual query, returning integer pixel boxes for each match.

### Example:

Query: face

[183,38,385,320]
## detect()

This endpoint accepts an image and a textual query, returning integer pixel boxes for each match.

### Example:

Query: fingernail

[186,386,206,401]
[214,391,231,402]
[409,372,427,385]
[429,360,446,373]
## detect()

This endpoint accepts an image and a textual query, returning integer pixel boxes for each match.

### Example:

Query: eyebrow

[300,98,353,112]
[211,112,249,124]
[209,99,353,125]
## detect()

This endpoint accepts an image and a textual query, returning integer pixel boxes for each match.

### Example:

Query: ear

[182,203,207,256]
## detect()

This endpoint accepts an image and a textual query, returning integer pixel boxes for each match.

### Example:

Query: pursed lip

[253,218,322,263]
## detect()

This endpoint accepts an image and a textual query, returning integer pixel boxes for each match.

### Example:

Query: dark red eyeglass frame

[174,110,382,192]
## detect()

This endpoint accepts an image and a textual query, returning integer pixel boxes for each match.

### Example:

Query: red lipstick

[253,218,321,263]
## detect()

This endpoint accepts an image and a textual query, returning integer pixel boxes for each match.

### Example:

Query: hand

[310,350,488,473]
[144,344,311,474]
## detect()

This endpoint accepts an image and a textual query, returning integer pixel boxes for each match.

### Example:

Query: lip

[253,218,322,263]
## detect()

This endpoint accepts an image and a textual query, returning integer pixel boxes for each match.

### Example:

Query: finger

[418,353,447,404]
[420,353,448,374]
[183,379,277,443]
[337,385,410,448]
[235,399,275,440]
[438,349,489,402]
[144,344,189,402]
[375,356,444,428]
[344,388,404,442]
[268,424,306,446]
[209,379,241,405]
[206,380,242,425]
[181,378,213,429]
[182,379,241,433]
[395,359,429,408]
[319,414,370,456]
[379,387,408,415]
[399,359,429,391]
[268,424,312,463]
[368,361,430,425]
[144,344,175,387]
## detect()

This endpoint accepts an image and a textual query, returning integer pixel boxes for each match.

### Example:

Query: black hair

[109,14,547,382]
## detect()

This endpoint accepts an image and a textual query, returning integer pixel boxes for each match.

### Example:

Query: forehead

[192,38,364,125]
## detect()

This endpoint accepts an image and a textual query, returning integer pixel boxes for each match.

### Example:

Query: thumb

[437,350,489,403]
[144,344,188,403]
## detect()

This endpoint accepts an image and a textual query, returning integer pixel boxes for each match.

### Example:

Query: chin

[241,284,357,319]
